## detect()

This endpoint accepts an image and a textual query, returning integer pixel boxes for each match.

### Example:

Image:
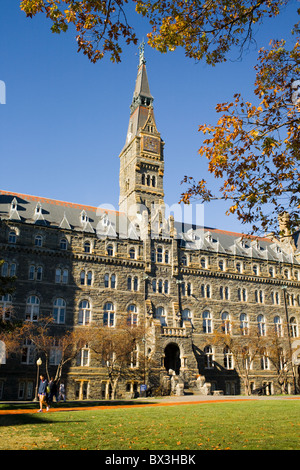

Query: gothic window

[224,346,233,369]
[80,271,85,285]
[84,241,91,253]
[253,264,258,275]
[255,290,264,303]
[260,348,269,370]
[271,291,280,305]
[201,284,211,298]
[127,304,138,326]
[34,235,43,247]
[142,174,145,185]
[129,248,136,259]
[238,288,247,302]
[127,276,138,291]
[182,309,192,323]
[221,312,231,334]
[218,259,224,271]
[107,244,113,256]
[103,302,115,327]
[1,262,8,277]
[78,300,91,325]
[165,250,169,263]
[181,255,187,266]
[202,311,212,333]
[220,286,229,300]
[155,306,166,326]
[290,317,298,338]
[21,339,35,364]
[200,257,206,269]
[53,298,66,324]
[29,265,43,281]
[257,315,266,336]
[105,273,116,288]
[0,294,12,320]
[25,295,40,321]
[240,313,248,335]
[50,338,63,365]
[157,247,163,263]
[274,316,283,337]
[60,238,68,250]
[8,231,17,244]
[204,345,213,368]
[151,176,156,187]
[77,345,90,366]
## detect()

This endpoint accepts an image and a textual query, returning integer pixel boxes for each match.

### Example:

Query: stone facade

[0,49,299,400]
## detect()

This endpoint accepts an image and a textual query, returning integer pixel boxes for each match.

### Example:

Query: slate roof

[0,189,299,265]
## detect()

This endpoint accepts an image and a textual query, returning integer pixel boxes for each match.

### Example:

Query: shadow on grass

[0,399,158,412]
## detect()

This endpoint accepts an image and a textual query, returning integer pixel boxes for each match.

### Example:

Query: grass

[0,399,299,450]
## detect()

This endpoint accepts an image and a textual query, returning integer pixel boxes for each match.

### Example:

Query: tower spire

[119,44,164,214]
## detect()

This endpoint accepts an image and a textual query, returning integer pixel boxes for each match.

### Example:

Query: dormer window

[11,198,17,211]
[35,202,42,216]
[80,210,88,224]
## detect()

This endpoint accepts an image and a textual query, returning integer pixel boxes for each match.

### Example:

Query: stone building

[0,47,299,400]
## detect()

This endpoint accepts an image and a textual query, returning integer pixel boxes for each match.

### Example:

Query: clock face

[143,135,160,154]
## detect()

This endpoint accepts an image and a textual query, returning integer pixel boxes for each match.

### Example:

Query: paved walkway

[0,394,299,415]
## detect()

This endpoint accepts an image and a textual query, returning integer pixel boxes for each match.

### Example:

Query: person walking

[48,377,58,403]
[38,375,49,412]
[58,382,66,402]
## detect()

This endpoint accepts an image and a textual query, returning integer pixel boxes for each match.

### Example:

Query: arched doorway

[164,343,181,375]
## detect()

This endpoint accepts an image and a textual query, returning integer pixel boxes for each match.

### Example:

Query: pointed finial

[138,40,146,66]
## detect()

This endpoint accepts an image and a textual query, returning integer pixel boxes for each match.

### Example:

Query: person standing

[38,375,49,412]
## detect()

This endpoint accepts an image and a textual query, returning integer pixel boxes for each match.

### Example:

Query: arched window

[181,255,187,266]
[182,309,192,323]
[290,317,298,338]
[221,312,230,334]
[240,313,248,335]
[8,231,16,244]
[35,235,43,247]
[257,314,266,336]
[53,298,66,324]
[129,248,135,259]
[127,304,138,326]
[103,302,115,327]
[204,345,213,368]
[87,271,93,286]
[0,294,12,320]
[25,295,40,321]
[274,316,282,337]
[224,346,233,369]
[107,244,113,256]
[202,311,212,333]
[78,300,91,325]
[157,247,163,263]
[155,306,166,326]
[60,238,68,250]
[84,241,91,253]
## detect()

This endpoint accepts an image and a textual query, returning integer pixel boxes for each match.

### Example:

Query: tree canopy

[20,0,300,236]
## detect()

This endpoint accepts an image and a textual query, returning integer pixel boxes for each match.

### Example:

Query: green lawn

[0,400,299,450]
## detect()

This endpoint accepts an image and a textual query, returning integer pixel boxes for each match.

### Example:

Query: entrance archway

[164,343,181,375]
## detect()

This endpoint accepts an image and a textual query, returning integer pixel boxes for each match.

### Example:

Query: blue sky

[0,1,298,233]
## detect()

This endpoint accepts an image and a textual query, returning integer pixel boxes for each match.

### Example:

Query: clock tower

[119,43,165,216]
